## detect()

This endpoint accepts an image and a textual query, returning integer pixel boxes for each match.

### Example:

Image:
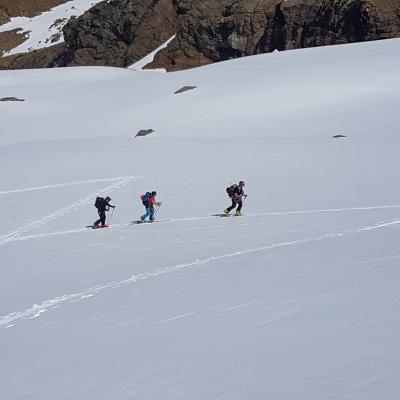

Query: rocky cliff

[148,0,400,70]
[61,0,178,67]
[1,0,400,70]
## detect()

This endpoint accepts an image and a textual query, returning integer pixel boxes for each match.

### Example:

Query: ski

[212,214,243,217]
[86,225,109,229]
[130,220,169,225]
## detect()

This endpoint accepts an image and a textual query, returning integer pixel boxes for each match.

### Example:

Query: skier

[140,191,161,222]
[224,181,247,216]
[93,196,115,228]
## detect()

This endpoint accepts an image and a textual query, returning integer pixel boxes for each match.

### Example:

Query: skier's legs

[226,199,237,212]
[94,210,103,226]
[149,206,155,221]
[236,199,243,212]
[100,210,106,226]
[141,207,151,221]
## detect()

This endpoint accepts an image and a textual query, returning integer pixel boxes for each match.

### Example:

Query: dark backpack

[226,184,237,197]
[95,196,104,209]
[141,192,152,206]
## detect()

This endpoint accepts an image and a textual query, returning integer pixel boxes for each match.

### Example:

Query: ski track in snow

[3,203,400,245]
[0,176,137,245]
[1,214,400,329]
[0,176,139,195]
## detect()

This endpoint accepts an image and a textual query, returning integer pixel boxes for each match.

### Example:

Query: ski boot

[235,211,242,216]
[224,209,230,215]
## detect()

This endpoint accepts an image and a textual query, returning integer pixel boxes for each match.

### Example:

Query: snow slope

[1,39,400,399]
[0,0,104,56]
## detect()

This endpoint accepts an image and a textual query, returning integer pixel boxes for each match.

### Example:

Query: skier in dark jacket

[224,181,247,216]
[93,196,115,227]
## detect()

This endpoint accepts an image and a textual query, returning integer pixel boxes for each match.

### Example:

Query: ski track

[1,215,400,329]
[0,177,136,245]
[0,176,139,195]
[4,203,400,245]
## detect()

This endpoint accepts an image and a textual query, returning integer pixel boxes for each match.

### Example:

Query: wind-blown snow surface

[1,39,400,399]
[0,0,104,56]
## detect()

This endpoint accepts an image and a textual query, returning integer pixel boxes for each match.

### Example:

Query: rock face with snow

[61,0,178,67]
[1,0,400,70]
[149,0,400,71]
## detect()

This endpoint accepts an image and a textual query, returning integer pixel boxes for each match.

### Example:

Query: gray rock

[174,86,197,94]
[0,97,25,102]
[136,129,155,137]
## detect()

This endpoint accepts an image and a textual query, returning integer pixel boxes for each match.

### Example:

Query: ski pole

[108,207,115,224]
[153,202,162,220]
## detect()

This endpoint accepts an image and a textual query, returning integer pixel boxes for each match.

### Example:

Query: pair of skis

[87,213,242,229]
[86,220,167,229]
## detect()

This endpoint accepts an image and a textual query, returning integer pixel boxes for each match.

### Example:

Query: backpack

[94,196,104,209]
[226,184,237,197]
[140,192,152,206]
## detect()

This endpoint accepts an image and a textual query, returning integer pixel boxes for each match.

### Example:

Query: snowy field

[1,39,400,399]
[0,0,105,56]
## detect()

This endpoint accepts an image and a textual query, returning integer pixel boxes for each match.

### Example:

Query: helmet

[105,196,111,201]
[151,191,157,196]
[239,181,245,187]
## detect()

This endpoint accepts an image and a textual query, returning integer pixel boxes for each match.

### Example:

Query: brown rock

[0,29,28,56]
[0,8,9,24]
[0,0,69,18]
[0,43,66,69]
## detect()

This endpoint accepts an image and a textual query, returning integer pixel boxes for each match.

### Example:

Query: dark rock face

[149,0,400,71]
[62,0,178,67]
[1,0,399,71]
[0,43,65,70]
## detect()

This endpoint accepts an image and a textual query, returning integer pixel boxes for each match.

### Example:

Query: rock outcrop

[0,9,9,25]
[62,0,178,67]
[0,29,28,56]
[148,0,400,71]
[1,0,400,70]
[0,43,65,69]
[0,0,68,18]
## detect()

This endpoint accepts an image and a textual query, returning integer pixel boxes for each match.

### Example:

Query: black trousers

[227,198,243,212]
[94,210,106,226]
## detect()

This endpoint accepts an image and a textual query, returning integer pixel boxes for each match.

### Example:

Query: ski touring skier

[224,181,247,216]
[92,196,115,228]
[140,191,162,222]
